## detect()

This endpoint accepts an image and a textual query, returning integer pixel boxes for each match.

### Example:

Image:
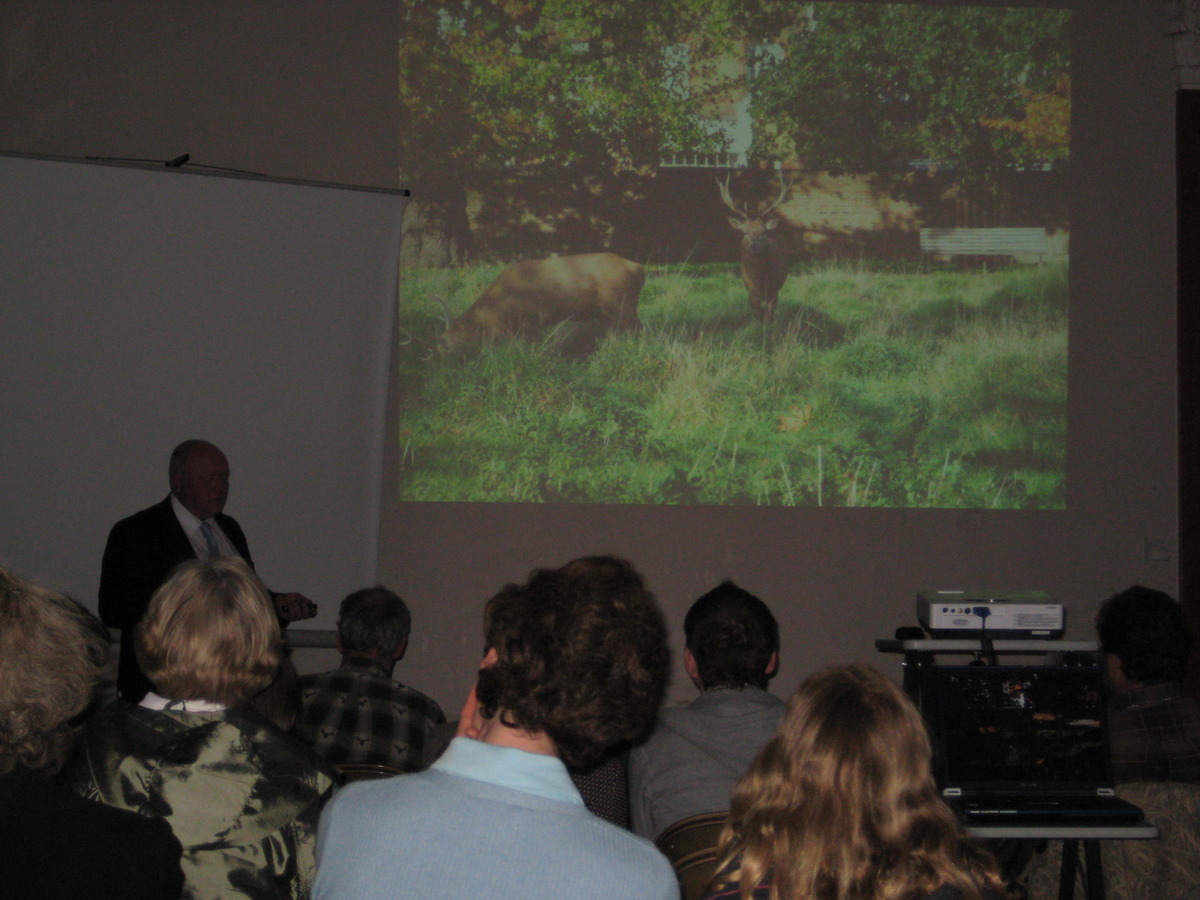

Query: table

[874,638,1100,696]
[874,639,1159,900]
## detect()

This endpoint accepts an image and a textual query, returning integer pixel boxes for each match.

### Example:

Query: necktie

[199,521,220,557]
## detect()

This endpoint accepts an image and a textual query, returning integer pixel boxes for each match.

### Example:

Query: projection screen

[0,153,405,607]
[392,1,1070,510]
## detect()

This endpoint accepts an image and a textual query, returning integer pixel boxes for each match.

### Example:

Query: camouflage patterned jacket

[68,700,335,900]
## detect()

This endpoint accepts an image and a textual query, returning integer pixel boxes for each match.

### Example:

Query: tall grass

[395,259,1067,507]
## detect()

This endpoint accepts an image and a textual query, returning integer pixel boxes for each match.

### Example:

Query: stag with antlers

[718,171,793,324]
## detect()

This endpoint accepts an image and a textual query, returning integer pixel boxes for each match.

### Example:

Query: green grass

[394,259,1067,507]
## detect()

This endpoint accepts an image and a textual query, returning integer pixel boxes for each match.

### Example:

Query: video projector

[917,590,1064,639]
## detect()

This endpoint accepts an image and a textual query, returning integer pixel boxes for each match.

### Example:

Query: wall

[0,1,1179,714]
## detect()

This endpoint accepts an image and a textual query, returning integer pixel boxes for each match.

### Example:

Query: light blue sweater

[314,737,679,899]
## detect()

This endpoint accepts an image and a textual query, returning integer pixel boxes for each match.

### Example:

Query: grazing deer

[438,253,644,355]
[718,172,793,324]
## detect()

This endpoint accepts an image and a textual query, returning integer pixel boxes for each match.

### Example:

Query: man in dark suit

[99,439,317,701]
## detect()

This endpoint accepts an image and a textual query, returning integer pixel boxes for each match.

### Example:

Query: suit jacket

[99,494,253,700]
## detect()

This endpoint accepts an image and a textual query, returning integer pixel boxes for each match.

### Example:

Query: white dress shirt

[171,493,241,560]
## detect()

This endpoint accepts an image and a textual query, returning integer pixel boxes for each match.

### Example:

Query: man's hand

[273,592,318,623]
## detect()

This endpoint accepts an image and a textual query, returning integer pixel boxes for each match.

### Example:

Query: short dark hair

[475,556,669,770]
[685,580,779,689]
[1096,585,1192,686]
[338,586,411,655]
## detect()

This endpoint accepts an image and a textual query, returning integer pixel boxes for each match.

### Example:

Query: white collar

[170,492,209,533]
[139,691,227,713]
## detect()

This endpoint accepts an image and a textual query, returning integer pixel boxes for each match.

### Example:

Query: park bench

[919,226,1051,262]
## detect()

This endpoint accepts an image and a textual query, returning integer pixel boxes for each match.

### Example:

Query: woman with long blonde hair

[702,665,1003,900]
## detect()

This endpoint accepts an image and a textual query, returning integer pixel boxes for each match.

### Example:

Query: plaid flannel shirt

[1109,681,1200,785]
[297,658,445,772]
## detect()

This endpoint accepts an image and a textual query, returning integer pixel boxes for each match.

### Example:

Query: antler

[716,173,748,217]
[432,295,454,330]
[718,171,792,217]
[760,170,793,216]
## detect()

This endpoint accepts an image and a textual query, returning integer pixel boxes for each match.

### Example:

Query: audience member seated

[702,665,1004,900]
[1021,585,1200,900]
[629,580,785,841]
[68,557,334,900]
[1095,585,1200,783]
[296,586,444,772]
[0,566,184,900]
[313,555,678,900]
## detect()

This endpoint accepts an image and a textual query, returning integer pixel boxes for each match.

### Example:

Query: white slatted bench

[920,227,1051,262]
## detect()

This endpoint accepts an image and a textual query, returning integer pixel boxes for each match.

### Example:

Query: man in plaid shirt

[297,587,445,772]
[1096,585,1200,785]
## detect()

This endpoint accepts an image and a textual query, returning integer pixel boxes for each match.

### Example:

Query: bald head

[169,440,230,520]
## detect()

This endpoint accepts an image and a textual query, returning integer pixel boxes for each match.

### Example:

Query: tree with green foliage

[397,2,1070,266]
[982,76,1071,164]
[738,4,1070,176]
[397,0,738,267]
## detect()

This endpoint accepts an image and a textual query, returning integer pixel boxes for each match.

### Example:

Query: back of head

[0,567,109,775]
[685,581,778,690]
[337,586,410,656]
[136,557,282,707]
[1096,585,1192,686]
[715,665,1000,900]
[475,555,669,770]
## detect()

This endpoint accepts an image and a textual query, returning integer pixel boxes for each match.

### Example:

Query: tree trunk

[400,181,472,269]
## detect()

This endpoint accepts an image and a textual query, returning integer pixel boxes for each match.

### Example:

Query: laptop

[920,664,1143,826]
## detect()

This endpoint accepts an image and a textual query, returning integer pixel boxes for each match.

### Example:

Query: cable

[973,605,998,666]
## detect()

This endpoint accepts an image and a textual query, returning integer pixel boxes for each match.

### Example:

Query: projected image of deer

[394,2,1070,508]
[717,172,793,325]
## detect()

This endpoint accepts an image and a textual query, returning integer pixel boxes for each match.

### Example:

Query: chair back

[655,811,728,900]
[334,762,403,783]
